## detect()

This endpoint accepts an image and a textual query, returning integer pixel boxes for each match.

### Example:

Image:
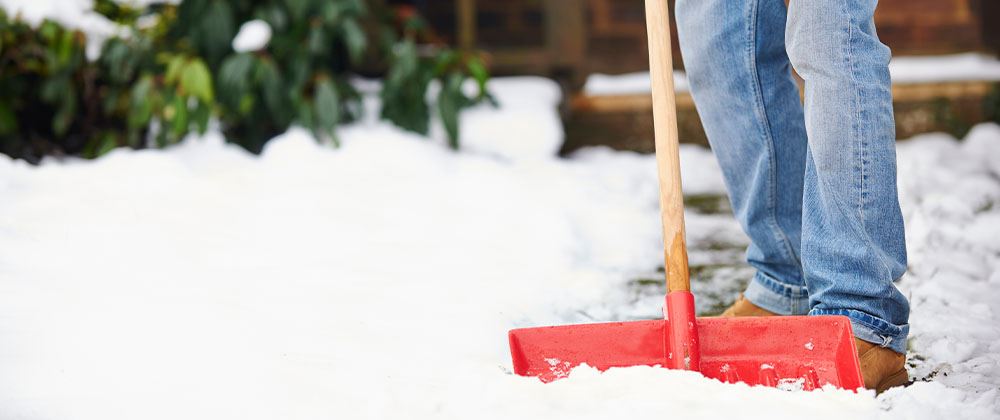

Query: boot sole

[875,368,909,394]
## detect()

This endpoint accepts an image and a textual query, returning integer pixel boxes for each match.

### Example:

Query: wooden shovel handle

[644,0,690,292]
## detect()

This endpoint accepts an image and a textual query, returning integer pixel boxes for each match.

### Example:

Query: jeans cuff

[743,271,810,315]
[809,308,909,354]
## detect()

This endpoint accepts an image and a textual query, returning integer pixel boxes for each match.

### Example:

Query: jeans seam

[748,0,804,276]
[756,271,808,299]
[842,2,866,228]
[800,4,895,283]
[844,2,896,279]
[747,272,809,315]
[810,308,903,338]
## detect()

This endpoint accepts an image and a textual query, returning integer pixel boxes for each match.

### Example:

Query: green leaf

[164,55,185,85]
[341,19,366,64]
[403,15,427,33]
[433,49,457,75]
[320,2,343,23]
[437,72,464,150]
[256,58,289,124]
[285,50,310,88]
[467,56,489,97]
[193,100,211,134]
[296,100,314,131]
[126,130,142,148]
[52,86,77,137]
[39,77,67,103]
[307,25,326,55]
[128,75,154,129]
[154,125,167,148]
[389,40,418,85]
[217,54,251,90]
[39,21,58,42]
[314,77,340,137]
[198,0,234,65]
[180,58,214,103]
[96,133,118,157]
[0,102,17,135]
[56,29,74,65]
[102,39,133,83]
[259,4,288,32]
[217,53,255,108]
[324,0,364,18]
[169,94,188,139]
[380,40,433,136]
[283,0,309,21]
[348,0,367,14]
[238,95,255,115]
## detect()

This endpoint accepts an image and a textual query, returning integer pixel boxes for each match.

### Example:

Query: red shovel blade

[509,316,863,390]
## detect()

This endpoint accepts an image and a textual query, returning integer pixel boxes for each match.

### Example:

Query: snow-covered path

[0,78,997,419]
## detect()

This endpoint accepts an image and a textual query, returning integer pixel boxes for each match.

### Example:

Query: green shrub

[984,83,1000,125]
[0,0,491,162]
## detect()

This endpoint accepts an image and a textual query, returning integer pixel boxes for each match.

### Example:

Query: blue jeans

[675,0,910,353]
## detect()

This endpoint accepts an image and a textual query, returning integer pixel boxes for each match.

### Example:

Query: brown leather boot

[719,294,779,317]
[855,338,909,394]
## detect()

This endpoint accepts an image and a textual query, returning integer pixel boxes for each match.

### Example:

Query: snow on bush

[232,19,272,53]
[0,0,120,59]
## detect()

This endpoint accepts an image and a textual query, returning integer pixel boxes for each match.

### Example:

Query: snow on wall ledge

[0,77,998,419]
[584,53,1000,96]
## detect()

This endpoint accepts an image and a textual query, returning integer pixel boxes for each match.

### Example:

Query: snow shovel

[507,0,865,390]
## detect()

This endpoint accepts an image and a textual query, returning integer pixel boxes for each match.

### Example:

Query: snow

[1,0,1000,414]
[232,19,272,53]
[889,53,1000,84]
[1,75,998,419]
[457,77,564,161]
[584,70,689,96]
[583,53,1000,96]
[891,123,1000,407]
[350,75,563,161]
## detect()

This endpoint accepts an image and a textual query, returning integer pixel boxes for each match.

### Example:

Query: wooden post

[457,0,476,51]
[544,0,588,85]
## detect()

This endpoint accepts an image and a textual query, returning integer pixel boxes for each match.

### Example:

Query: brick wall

[584,0,679,74]
[418,0,998,77]
[875,0,991,55]
[582,0,997,74]
[423,0,546,49]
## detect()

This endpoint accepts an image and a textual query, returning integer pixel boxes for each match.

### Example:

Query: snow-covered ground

[1,75,998,419]
[584,53,1000,96]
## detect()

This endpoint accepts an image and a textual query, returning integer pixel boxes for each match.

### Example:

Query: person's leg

[676,0,809,315]
[785,0,910,353]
